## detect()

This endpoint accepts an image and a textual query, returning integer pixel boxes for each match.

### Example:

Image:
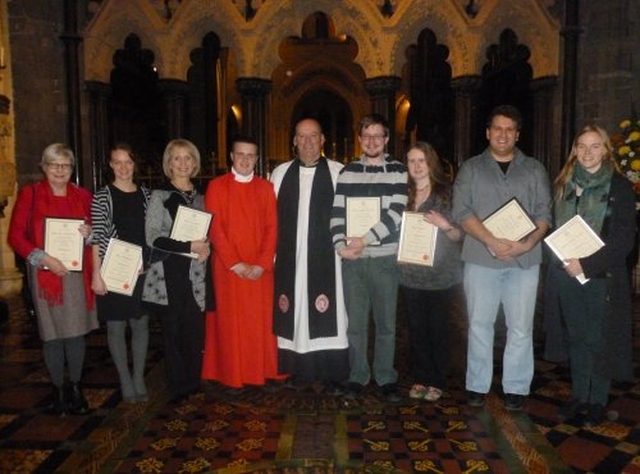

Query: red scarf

[30,181,94,310]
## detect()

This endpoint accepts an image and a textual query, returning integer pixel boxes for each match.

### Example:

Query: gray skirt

[28,266,99,342]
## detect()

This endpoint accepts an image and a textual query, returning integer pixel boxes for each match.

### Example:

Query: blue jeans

[463,263,539,395]
[342,255,399,386]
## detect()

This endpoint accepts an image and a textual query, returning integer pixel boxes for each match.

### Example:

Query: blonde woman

[549,125,635,426]
[143,139,212,402]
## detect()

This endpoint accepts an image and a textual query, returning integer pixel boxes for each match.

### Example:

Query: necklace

[416,183,430,192]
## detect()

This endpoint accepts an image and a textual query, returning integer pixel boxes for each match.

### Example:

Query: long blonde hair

[553,125,619,199]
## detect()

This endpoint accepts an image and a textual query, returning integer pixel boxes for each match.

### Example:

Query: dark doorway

[476,29,534,156]
[291,90,354,162]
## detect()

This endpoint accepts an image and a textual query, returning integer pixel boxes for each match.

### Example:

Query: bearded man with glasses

[330,113,407,402]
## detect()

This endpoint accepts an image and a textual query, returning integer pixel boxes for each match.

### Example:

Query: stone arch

[162,1,246,80]
[389,0,475,78]
[84,1,166,82]
[269,59,369,160]
[474,1,560,78]
[250,0,392,78]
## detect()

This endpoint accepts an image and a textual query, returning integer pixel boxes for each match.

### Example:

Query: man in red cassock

[202,136,283,388]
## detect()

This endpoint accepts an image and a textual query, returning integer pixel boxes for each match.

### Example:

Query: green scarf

[554,161,613,234]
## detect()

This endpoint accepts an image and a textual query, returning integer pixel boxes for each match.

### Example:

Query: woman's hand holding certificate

[397,212,438,266]
[100,238,143,296]
[169,205,213,259]
[44,217,85,272]
[544,215,605,284]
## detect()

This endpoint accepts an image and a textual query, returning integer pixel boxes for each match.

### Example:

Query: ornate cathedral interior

[0,1,638,472]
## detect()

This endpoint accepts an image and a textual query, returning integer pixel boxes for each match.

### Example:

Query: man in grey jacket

[452,105,551,411]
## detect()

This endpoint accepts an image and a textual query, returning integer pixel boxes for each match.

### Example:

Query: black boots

[66,381,89,415]
[49,384,68,415]
[49,382,89,416]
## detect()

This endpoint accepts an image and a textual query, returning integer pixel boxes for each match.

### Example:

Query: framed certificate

[346,197,381,243]
[482,198,538,242]
[170,205,213,258]
[170,205,212,242]
[544,215,605,284]
[397,212,438,266]
[100,238,143,296]
[44,217,85,271]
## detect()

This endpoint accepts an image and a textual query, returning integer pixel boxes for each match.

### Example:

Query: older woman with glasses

[8,143,98,416]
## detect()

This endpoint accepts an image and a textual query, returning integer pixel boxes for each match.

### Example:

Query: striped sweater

[91,184,151,259]
[330,155,407,258]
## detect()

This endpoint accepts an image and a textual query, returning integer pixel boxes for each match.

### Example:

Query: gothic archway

[290,90,354,163]
[477,29,534,155]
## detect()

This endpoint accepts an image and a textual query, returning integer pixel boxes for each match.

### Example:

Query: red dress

[201,173,283,387]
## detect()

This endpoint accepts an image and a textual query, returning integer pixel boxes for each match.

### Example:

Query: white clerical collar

[232,167,254,182]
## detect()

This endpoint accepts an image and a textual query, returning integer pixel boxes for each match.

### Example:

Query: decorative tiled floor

[0,286,638,473]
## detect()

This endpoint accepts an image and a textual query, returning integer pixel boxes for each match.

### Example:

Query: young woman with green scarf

[549,125,636,427]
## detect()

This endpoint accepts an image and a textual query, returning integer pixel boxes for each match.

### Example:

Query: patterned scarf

[554,161,613,235]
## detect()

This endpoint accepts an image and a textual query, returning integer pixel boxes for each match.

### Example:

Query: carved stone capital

[236,77,272,97]
[364,76,401,97]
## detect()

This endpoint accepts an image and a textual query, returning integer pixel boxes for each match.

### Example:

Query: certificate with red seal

[44,217,85,271]
[397,211,438,266]
[100,238,143,296]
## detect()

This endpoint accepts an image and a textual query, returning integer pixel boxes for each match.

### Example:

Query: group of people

[7,105,636,428]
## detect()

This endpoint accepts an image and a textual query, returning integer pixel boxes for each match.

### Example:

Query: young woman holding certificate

[549,125,636,426]
[398,142,462,402]
[8,143,97,415]
[91,143,150,403]
[143,139,212,403]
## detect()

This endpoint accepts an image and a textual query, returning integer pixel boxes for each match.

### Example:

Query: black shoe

[558,398,587,421]
[263,379,284,393]
[583,403,605,427]
[48,384,68,416]
[380,383,401,403]
[284,376,308,391]
[323,380,344,396]
[466,390,486,407]
[66,382,89,415]
[345,382,365,399]
[504,393,525,411]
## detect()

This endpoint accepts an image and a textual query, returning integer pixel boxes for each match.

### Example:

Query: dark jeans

[401,285,453,389]
[554,267,610,405]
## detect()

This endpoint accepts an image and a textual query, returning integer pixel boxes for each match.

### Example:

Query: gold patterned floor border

[481,392,573,474]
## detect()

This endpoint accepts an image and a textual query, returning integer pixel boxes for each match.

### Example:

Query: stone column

[158,79,189,140]
[560,0,580,162]
[451,75,482,168]
[364,76,401,158]
[85,81,111,190]
[0,2,22,297]
[61,0,84,185]
[0,95,20,297]
[531,76,558,175]
[236,77,272,177]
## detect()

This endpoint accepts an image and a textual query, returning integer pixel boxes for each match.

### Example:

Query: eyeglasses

[45,163,73,171]
[360,134,386,142]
